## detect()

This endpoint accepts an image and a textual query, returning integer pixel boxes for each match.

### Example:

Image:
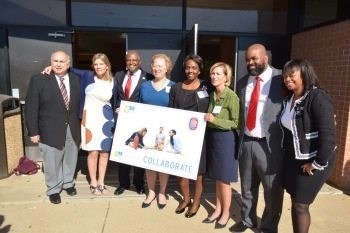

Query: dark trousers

[238,136,284,233]
[118,163,145,189]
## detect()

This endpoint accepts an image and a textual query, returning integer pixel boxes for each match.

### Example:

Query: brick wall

[291,20,350,190]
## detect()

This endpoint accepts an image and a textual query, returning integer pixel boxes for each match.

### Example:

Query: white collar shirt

[244,66,272,137]
[122,69,141,97]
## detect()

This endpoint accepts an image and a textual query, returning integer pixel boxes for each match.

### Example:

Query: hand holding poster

[110,101,206,180]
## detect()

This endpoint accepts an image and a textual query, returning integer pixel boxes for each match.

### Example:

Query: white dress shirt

[244,66,272,138]
[122,69,141,97]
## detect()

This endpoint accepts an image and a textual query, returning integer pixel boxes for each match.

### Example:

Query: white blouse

[281,95,301,131]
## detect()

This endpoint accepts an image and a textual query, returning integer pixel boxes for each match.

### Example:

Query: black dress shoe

[185,205,200,218]
[141,195,156,208]
[157,202,166,209]
[136,187,146,195]
[49,193,61,204]
[65,187,77,196]
[114,186,125,195]
[175,201,192,214]
[215,220,228,229]
[229,221,251,233]
[141,201,152,208]
[202,216,219,224]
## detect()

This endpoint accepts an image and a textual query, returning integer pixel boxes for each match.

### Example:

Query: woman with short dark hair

[280,59,336,233]
[169,54,210,218]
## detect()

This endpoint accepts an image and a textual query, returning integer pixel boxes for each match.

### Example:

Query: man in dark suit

[230,44,285,233]
[25,51,81,204]
[114,50,153,196]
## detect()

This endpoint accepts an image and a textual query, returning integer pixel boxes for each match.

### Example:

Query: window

[302,0,338,28]
[186,0,288,34]
[71,0,182,30]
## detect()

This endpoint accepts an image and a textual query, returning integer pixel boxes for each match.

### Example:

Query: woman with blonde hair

[203,62,239,228]
[79,53,117,195]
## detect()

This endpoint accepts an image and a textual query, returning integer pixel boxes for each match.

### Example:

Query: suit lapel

[262,71,283,124]
[117,71,127,98]
[266,70,283,105]
[131,74,142,96]
[239,75,249,128]
[129,70,146,100]
[68,73,78,110]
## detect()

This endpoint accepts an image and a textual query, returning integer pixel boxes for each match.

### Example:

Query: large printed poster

[110,101,206,180]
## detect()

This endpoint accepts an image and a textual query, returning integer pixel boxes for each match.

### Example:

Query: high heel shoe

[185,205,200,218]
[97,184,107,195]
[157,202,166,209]
[157,194,167,209]
[202,216,219,224]
[90,185,101,195]
[175,201,192,214]
[215,217,229,229]
[141,194,156,208]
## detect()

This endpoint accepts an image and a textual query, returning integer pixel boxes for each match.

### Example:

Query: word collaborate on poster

[110,101,206,180]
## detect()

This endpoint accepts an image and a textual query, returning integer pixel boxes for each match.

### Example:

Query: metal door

[8,28,73,161]
[8,28,73,100]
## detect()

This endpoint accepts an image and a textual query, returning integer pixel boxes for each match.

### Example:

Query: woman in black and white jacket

[280,59,336,233]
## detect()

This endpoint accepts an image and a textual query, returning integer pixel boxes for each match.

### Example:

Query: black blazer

[114,69,153,108]
[25,72,81,150]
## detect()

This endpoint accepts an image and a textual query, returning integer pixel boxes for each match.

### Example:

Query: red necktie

[124,73,132,100]
[59,77,69,110]
[246,76,260,131]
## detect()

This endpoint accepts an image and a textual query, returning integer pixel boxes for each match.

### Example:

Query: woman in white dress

[80,54,117,195]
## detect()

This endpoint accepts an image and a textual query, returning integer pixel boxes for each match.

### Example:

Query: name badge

[197,90,209,98]
[165,86,171,93]
[212,106,222,114]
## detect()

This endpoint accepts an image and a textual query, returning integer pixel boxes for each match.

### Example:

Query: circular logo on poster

[189,117,198,130]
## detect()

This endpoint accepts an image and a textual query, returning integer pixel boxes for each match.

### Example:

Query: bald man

[114,50,154,196]
[231,44,285,233]
[25,51,81,204]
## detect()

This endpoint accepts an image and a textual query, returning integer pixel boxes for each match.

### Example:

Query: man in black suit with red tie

[25,51,81,204]
[114,50,153,195]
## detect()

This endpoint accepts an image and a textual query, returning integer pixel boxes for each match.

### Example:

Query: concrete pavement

[0,166,349,233]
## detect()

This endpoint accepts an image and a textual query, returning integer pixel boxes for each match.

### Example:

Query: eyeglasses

[283,72,298,79]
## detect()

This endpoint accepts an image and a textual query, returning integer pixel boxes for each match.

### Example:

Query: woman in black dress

[280,59,336,233]
[169,54,210,218]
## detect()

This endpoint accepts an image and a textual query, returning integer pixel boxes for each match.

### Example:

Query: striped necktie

[59,77,69,110]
